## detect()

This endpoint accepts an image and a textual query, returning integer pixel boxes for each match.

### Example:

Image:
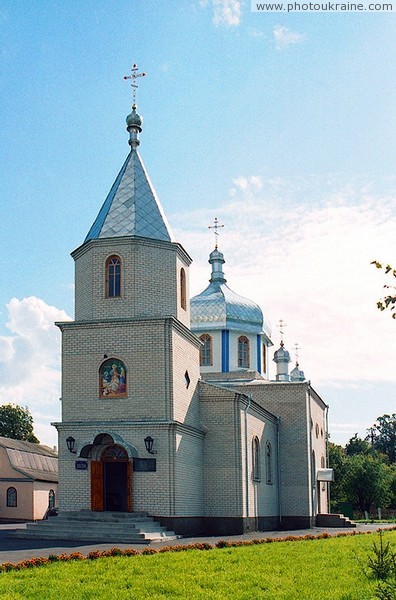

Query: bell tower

[54,68,203,520]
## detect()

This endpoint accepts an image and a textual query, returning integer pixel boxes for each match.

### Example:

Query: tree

[345,433,371,456]
[370,414,396,464]
[0,404,39,443]
[372,261,396,318]
[343,454,392,513]
[390,466,396,509]
[328,442,347,510]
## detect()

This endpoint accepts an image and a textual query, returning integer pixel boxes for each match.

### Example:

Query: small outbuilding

[0,437,58,521]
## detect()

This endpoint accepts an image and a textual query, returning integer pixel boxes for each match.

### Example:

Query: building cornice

[71,235,192,265]
[56,315,201,348]
[52,420,205,438]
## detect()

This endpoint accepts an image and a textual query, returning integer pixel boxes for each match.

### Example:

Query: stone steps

[316,513,356,528]
[10,511,179,544]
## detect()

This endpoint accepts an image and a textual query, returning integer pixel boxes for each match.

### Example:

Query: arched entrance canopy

[88,434,135,512]
[79,432,138,460]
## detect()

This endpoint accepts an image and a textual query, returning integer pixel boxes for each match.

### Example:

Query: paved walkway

[0,522,394,566]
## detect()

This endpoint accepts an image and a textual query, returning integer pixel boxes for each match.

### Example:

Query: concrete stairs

[316,513,356,528]
[10,511,179,544]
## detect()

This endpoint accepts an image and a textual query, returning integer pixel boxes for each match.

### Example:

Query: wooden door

[127,461,132,512]
[91,461,104,511]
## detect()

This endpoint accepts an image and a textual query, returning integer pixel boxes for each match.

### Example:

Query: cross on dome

[277,319,287,344]
[294,342,301,365]
[208,217,225,249]
[123,63,147,105]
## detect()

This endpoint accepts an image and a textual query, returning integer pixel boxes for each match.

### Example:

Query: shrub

[367,531,396,580]
[87,550,103,560]
[142,547,158,555]
[122,548,139,556]
[107,548,124,557]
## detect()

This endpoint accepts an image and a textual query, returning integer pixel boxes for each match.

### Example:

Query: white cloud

[171,176,396,444]
[2,178,394,448]
[230,175,263,195]
[273,25,305,50]
[173,176,396,386]
[0,297,71,447]
[200,0,243,26]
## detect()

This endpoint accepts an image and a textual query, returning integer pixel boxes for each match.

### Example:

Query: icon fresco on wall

[100,359,127,398]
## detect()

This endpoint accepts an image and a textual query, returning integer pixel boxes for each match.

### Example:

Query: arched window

[180,268,187,310]
[199,334,213,366]
[100,358,127,398]
[101,445,128,461]
[106,255,121,298]
[321,456,326,491]
[184,370,190,389]
[6,487,17,507]
[49,489,55,509]
[266,441,273,484]
[262,344,267,374]
[312,451,316,490]
[252,437,261,481]
[238,336,250,368]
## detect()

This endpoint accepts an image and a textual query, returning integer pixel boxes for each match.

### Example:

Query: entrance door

[91,445,132,512]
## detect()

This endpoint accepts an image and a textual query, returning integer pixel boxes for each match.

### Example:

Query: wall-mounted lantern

[144,436,157,455]
[66,436,76,454]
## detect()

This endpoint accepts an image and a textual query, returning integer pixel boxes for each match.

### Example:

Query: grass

[0,531,395,599]
[355,520,396,524]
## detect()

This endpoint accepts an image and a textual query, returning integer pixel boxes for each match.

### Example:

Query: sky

[0,0,395,448]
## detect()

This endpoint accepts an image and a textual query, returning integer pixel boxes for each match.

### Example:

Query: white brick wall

[56,225,328,528]
[232,381,328,519]
[72,237,191,327]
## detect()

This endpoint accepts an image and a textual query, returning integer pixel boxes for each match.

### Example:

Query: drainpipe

[325,404,330,512]
[244,395,252,531]
[307,383,315,527]
[276,416,282,526]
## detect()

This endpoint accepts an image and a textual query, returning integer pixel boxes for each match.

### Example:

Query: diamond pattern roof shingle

[85,150,174,243]
[190,281,267,334]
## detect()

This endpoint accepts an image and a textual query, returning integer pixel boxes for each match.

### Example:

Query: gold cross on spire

[208,217,225,249]
[123,63,147,105]
[277,319,287,344]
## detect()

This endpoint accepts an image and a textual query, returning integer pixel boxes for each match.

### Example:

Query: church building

[50,83,334,538]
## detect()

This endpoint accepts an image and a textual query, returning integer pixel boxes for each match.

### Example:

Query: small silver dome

[273,342,291,362]
[290,363,305,382]
[126,104,143,130]
[190,248,271,336]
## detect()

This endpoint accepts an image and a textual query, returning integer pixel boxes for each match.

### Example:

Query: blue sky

[0,0,395,446]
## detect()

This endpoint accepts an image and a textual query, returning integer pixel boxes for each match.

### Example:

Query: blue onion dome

[273,341,291,363]
[126,103,143,131]
[190,248,272,336]
[290,363,305,382]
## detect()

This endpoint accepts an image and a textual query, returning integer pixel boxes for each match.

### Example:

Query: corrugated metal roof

[0,437,58,482]
[0,437,57,457]
[14,467,58,482]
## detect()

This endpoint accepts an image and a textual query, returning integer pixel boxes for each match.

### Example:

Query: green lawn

[0,531,394,599]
